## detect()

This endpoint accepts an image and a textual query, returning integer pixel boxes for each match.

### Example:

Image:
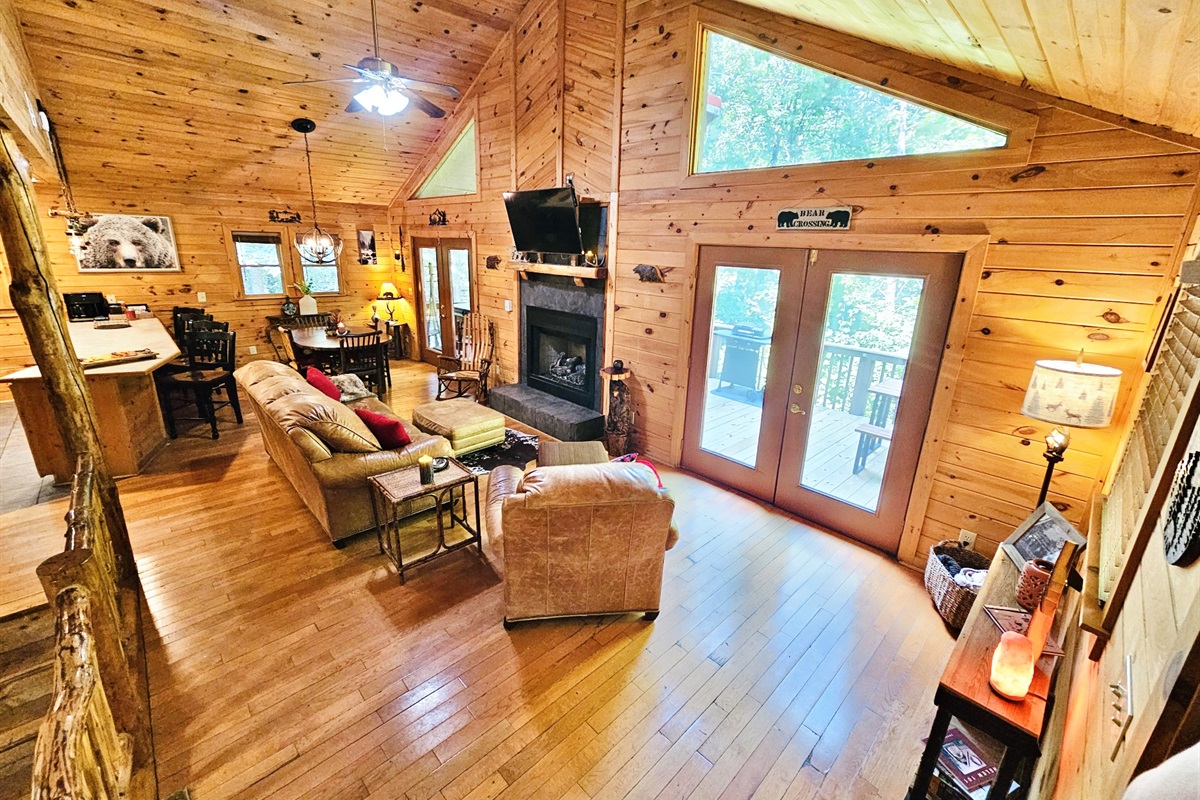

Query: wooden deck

[700,386,889,511]
[0,360,952,800]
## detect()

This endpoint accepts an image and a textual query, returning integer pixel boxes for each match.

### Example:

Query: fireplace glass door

[414,237,474,364]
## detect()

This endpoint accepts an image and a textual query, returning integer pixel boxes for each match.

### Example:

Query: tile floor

[0,401,68,514]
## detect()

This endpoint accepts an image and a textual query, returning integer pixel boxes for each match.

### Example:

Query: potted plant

[292,280,317,315]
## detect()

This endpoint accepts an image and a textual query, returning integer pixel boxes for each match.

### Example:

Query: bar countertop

[1,318,181,381]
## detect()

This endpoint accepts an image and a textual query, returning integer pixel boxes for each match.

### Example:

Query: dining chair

[292,313,332,329]
[156,330,243,439]
[338,331,384,393]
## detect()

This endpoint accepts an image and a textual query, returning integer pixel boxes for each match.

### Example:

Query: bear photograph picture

[75,214,181,272]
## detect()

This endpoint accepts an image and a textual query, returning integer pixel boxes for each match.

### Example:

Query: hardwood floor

[0,360,953,799]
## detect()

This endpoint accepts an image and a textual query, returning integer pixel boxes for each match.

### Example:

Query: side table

[908,549,1058,799]
[369,458,482,582]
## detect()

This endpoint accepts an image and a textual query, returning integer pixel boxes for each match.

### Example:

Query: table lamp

[1021,354,1122,506]
[377,282,400,300]
[990,631,1036,700]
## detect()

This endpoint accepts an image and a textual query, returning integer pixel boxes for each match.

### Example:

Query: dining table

[290,326,392,391]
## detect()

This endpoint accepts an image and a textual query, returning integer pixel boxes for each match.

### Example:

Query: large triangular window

[414,119,477,198]
[694,31,1007,174]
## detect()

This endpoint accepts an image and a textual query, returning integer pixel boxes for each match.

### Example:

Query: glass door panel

[681,246,808,502]
[413,238,474,365]
[797,273,925,512]
[418,246,443,354]
[699,266,781,467]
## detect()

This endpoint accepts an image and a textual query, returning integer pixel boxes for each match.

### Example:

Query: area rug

[457,429,540,475]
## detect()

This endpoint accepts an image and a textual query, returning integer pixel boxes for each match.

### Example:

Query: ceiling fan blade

[282,77,364,86]
[403,90,446,119]
[391,74,461,99]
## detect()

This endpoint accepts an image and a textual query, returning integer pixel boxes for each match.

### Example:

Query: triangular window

[414,119,477,198]
[694,31,1007,174]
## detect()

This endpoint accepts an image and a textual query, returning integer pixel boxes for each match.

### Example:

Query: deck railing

[31,457,155,799]
[811,343,907,421]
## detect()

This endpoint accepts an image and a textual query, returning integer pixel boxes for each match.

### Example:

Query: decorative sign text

[776,206,853,230]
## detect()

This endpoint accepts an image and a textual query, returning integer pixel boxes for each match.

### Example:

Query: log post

[0,131,136,585]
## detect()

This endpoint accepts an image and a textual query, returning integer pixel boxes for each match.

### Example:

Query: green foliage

[696,32,1006,173]
[712,266,780,333]
[822,274,923,355]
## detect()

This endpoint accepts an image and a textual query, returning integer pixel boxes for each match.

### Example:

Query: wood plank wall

[0,189,400,402]
[397,0,617,385]
[1042,414,1200,800]
[609,0,1200,568]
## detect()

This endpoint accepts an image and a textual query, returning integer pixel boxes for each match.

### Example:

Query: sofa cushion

[234,359,300,387]
[270,393,381,453]
[306,367,341,400]
[355,408,412,449]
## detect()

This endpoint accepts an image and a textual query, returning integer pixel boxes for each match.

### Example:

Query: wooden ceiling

[736,0,1200,138]
[11,0,1199,210]
[13,0,526,206]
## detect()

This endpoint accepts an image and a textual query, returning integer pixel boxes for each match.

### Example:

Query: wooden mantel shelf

[512,261,607,286]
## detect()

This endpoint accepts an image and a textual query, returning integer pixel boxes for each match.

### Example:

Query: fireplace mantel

[511,261,607,286]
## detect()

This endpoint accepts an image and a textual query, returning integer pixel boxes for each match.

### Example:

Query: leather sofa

[486,441,678,626]
[233,360,452,542]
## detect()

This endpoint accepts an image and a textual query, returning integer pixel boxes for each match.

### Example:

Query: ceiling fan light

[376,89,409,116]
[353,83,388,110]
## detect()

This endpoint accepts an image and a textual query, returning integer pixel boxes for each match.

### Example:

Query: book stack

[924,726,1018,800]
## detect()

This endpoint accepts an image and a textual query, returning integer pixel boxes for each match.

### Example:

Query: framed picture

[357,229,378,265]
[1001,502,1086,570]
[74,214,181,272]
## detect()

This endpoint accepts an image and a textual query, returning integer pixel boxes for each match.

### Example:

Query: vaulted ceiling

[14,0,526,206]
[13,0,1200,210]
[740,0,1200,138]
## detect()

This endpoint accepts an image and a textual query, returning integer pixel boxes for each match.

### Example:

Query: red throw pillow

[354,408,412,449]
[305,367,340,400]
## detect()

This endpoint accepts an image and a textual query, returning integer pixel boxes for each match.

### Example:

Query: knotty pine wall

[0,187,402,402]
[610,0,1200,567]
[397,0,1200,577]
[396,0,617,386]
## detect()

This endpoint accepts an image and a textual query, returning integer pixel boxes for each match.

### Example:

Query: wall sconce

[990,631,1035,701]
[1022,352,1122,506]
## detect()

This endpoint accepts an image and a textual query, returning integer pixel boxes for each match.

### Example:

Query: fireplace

[526,306,598,409]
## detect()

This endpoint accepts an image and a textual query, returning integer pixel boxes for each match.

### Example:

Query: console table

[908,549,1060,799]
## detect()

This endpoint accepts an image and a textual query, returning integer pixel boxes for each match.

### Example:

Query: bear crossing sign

[775,206,853,231]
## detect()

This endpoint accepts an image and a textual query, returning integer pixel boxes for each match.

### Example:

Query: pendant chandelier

[291,118,342,265]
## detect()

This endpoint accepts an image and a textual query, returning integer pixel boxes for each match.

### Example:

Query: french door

[413,237,474,364]
[681,245,960,554]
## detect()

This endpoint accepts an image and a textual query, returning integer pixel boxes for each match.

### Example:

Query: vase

[1016,558,1054,611]
[298,294,318,315]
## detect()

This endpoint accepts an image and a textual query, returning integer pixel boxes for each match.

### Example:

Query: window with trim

[693,30,1008,175]
[233,232,286,297]
[413,119,477,199]
[231,228,343,298]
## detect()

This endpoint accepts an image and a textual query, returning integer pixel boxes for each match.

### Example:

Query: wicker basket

[924,540,992,631]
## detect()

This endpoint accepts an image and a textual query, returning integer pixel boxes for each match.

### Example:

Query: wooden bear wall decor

[269,209,302,223]
[485,255,501,270]
[429,209,448,226]
[633,264,669,282]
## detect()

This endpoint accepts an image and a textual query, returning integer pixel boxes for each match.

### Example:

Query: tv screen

[503,187,583,255]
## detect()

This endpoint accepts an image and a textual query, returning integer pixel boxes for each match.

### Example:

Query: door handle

[790,404,806,415]
[792,384,803,395]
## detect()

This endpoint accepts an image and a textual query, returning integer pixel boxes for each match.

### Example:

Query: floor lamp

[1021,355,1122,506]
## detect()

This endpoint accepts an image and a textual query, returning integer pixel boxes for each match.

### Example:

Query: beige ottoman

[412,399,506,456]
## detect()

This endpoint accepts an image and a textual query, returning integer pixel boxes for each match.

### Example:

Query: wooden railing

[31,457,155,800]
[812,343,907,420]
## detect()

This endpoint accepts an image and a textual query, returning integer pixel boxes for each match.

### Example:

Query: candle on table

[418,455,434,484]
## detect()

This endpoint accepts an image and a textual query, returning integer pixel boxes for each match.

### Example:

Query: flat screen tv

[503,187,583,255]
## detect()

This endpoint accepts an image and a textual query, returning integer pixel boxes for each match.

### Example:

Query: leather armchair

[487,457,678,627]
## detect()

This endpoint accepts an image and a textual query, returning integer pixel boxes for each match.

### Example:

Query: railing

[31,457,154,800]
[812,343,908,422]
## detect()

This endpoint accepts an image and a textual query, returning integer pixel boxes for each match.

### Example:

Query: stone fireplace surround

[488,274,606,442]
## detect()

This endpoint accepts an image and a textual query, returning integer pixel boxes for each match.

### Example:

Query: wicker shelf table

[368,458,482,582]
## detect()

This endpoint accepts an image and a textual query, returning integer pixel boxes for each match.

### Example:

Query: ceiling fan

[282,0,460,119]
